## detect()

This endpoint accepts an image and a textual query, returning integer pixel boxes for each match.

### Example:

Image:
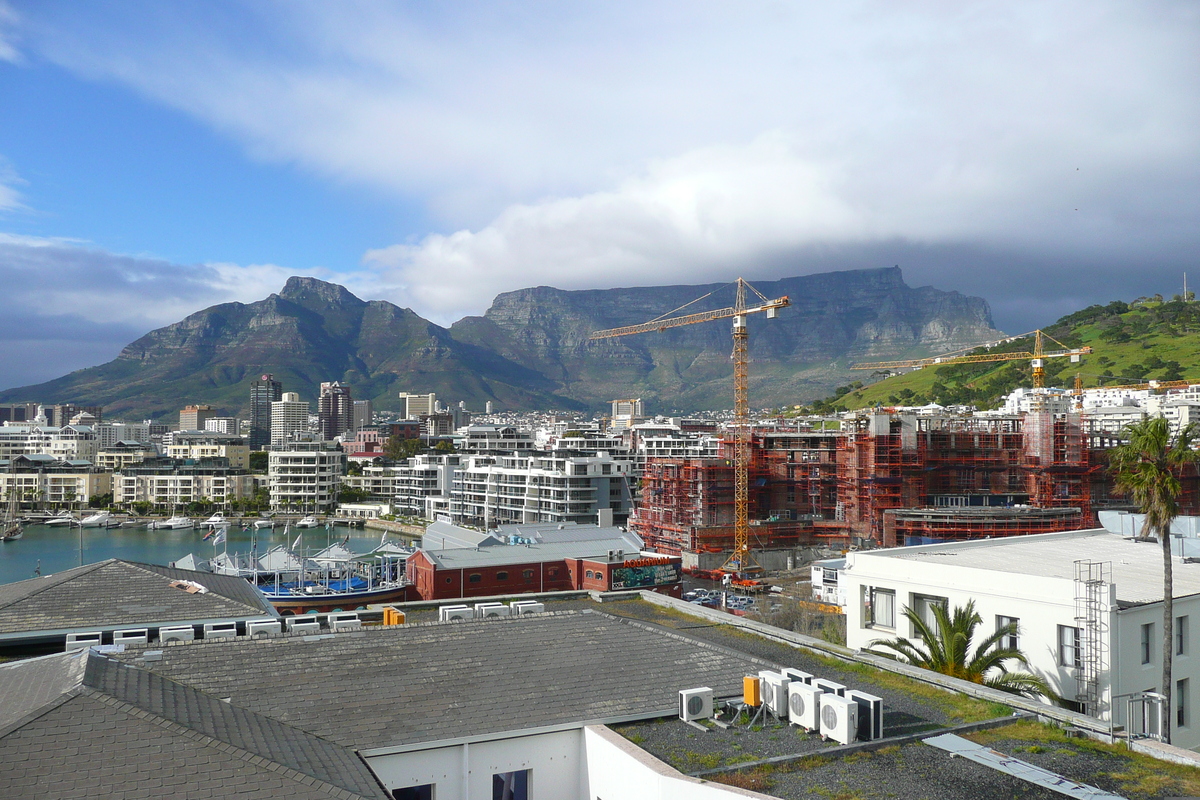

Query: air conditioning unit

[65,631,103,652]
[819,694,859,745]
[113,628,149,646]
[847,689,884,741]
[158,625,195,644]
[285,616,320,634]
[759,670,790,719]
[788,682,825,731]
[510,600,545,615]
[439,604,473,622]
[813,678,846,698]
[678,687,714,721]
[781,667,812,685]
[474,602,510,618]
[246,619,281,637]
[328,612,362,631]
[203,622,237,640]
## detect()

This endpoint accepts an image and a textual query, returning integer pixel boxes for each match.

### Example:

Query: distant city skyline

[0,1,1196,389]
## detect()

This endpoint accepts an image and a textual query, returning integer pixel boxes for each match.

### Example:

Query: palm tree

[867,600,1053,699]
[1109,415,1199,744]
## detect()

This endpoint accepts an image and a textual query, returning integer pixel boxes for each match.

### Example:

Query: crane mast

[590,278,789,577]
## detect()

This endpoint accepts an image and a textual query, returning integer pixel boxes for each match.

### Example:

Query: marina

[0,519,409,587]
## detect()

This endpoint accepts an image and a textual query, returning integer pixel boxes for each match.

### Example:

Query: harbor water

[0,522,407,585]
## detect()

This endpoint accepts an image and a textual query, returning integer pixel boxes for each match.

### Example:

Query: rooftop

[854,528,1200,606]
[0,559,276,642]
[418,538,643,569]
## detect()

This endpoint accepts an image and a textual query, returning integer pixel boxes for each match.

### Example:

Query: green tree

[249,451,268,472]
[867,600,1053,699]
[1109,416,1200,743]
[383,435,425,461]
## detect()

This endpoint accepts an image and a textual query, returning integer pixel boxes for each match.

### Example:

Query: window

[1178,616,1189,656]
[493,769,529,800]
[585,570,594,579]
[547,568,559,577]
[468,573,482,583]
[870,588,895,628]
[393,785,433,800]
[495,571,508,581]
[1142,623,1154,664]
[996,616,1020,651]
[1059,625,1082,668]
[522,569,534,580]
[911,594,948,637]
[1179,679,1190,729]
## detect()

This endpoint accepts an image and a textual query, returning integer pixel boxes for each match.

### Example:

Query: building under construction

[629,409,1200,559]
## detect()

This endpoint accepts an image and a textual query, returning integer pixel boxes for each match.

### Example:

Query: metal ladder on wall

[1074,560,1110,716]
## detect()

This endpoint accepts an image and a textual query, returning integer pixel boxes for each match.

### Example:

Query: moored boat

[295,515,320,529]
[151,516,195,530]
[80,510,112,528]
[43,515,76,527]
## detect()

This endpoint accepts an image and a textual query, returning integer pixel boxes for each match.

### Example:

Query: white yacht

[295,515,320,529]
[152,516,194,530]
[204,513,227,526]
[43,515,77,527]
[253,518,275,529]
[80,511,112,528]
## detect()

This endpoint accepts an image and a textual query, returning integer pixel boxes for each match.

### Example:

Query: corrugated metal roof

[862,529,1200,606]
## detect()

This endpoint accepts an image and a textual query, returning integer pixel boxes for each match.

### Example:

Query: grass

[806,650,1012,723]
[711,765,775,792]
[968,720,1200,799]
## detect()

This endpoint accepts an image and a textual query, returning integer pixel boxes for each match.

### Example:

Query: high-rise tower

[250,373,282,450]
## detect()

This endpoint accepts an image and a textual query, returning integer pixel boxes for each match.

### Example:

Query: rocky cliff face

[451,267,1001,410]
[0,269,1002,418]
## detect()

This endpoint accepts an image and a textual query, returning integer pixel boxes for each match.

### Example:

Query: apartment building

[449,452,632,527]
[166,431,249,469]
[342,452,463,518]
[271,393,310,446]
[268,440,344,511]
[113,457,254,509]
[0,454,112,507]
[0,424,99,463]
[95,441,159,471]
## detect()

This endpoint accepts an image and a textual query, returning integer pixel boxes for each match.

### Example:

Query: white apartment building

[95,442,159,471]
[268,441,344,511]
[459,424,536,452]
[342,453,462,518]
[843,529,1200,748]
[0,455,112,507]
[94,422,153,448]
[204,416,239,435]
[113,458,255,509]
[398,392,437,419]
[166,431,250,469]
[450,452,632,527]
[271,393,310,446]
[0,424,99,463]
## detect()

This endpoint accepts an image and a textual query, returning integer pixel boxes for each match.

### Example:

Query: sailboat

[2,477,23,541]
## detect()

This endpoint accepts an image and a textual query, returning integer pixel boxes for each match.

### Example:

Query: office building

[249,373,282,450]
[398,392,436,420]
[271,393,309,447]
[318,381,353,440]
[178,405,215,431]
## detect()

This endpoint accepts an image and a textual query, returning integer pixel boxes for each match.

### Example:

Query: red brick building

[406,542,682,601]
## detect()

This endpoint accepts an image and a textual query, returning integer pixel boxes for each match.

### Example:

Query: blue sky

[0,1,1197,388]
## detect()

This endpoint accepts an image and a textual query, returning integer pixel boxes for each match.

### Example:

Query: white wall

[583,726,774,800]
[365,725,775,800]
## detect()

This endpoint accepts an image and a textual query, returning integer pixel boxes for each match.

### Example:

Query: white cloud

[0,158,26,212]
[0,1,20,63]
[6,1,1200,330]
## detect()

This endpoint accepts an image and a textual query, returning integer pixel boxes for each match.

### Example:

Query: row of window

[1139,618,1190,664]
[458,569,547,584]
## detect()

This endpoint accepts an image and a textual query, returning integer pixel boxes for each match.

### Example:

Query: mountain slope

[0,269,1004,419]
[450,267,1002,410]
[0,277,569,420]
[822,297,1200,411]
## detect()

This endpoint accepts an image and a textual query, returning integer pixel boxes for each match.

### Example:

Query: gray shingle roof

[0,650,388,799]
[421,538,639,569]
[113,610,769,750]
[0,558,275,638]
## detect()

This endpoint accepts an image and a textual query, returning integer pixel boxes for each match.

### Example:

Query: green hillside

[806,294,1200,413]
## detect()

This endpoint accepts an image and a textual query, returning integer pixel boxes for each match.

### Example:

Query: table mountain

[0,268,1002,419]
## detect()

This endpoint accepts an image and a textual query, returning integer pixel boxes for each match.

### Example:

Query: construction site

[629,408,1200,567]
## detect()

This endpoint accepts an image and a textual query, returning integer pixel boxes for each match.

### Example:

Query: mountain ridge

[0,269,1004,420]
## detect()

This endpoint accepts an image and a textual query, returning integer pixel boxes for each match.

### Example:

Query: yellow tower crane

[850,329,1091,388]
[590,279,790,577]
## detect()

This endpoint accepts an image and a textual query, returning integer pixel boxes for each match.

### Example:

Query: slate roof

[0,558,276,639]
[111,610,768,751]
[420,538,641,569]
[0,650,387,799]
